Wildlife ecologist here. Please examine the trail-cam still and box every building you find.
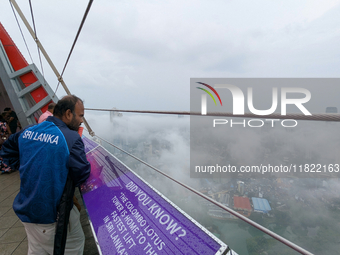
[233,196,252,217]
[237,181,245,195]
[325,107,338,113]
[110,107,123,122]
[251,197,272,213]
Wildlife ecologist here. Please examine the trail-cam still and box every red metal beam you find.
[0,22,50,113]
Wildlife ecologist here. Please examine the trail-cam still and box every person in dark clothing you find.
[0,114,8,138]
[3,107,18,134]
[1,112,11,135]
[0,114,12,174]
[0,95,91,254]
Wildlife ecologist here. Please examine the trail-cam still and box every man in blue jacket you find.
[0,95,91,255]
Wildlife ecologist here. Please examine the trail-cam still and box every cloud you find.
[2,0,340,111]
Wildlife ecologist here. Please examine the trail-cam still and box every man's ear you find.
[65,109,73,121]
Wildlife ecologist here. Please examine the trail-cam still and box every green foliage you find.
[274,210,291,227]
[246,236,268,255]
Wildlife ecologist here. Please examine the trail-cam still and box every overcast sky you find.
[1,0,340,112]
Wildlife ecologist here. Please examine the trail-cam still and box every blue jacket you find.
[0,116,90,224]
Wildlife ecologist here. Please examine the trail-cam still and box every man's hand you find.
[73,196,81,212]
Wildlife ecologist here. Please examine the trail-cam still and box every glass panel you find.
[81,141,226,254]
[84,111,339,254]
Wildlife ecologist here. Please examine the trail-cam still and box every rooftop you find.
[251,197,272,213]
[233,196,252,211]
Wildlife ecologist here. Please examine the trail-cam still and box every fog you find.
[85,111,194,186]
[84,110,340,254]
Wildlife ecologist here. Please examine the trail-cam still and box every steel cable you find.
[9,0,34,63]
[28,0,46,86]
[53,0,94,96]
[85,107,340,122]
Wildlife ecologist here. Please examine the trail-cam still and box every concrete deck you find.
[0,171,99,255]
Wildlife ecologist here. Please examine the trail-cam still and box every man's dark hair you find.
[4,107,11,112]
[53,95,83,118]
[47,102,56,110]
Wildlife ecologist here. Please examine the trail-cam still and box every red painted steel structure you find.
[0,22,50,113]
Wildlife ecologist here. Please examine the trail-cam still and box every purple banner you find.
[83,137,99,154]
[81,137,228,255]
